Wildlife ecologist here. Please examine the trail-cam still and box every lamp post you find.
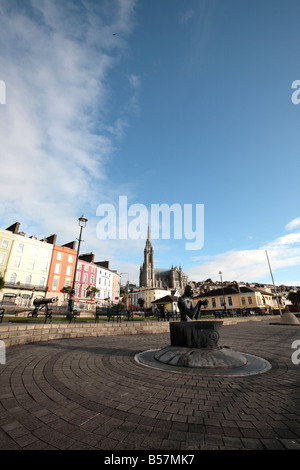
[219,270,227,314]
[67,215,88,317]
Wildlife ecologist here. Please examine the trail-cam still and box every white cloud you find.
[0,0,137,239]
[187,219,300,284]
[286,217,300,231]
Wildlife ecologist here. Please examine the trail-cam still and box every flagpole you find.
[265,250,282,316]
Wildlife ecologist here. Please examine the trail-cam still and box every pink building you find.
[75,253,97,305]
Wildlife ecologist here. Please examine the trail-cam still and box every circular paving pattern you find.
[1,322,300,450]
[135,349,272,376]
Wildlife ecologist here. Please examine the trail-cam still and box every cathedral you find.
[139,227,188,289]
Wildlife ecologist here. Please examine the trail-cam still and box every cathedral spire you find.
[147,224,150,241]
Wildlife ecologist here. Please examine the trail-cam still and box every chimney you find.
[6,222,20,234]
[62,241,77,250]
[79,252,95,263]
[95,261,110,269]
[42,234,57,245]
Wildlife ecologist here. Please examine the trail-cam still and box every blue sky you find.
[0,0,300,286]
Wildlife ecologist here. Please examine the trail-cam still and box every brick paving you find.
[1,320,300,450]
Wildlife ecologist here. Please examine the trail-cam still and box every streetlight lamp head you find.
[78,215,88,227]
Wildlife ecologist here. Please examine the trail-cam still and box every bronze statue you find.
[178,285,208,321]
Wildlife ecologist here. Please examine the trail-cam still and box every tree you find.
[88,286,100,300]
[287,290,300,309]
[60,286,72,301]
[138,298,145,309]
[0,275,4,291]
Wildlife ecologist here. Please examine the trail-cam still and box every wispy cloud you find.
[0,0,137,241]
[286,217,300,231]
[180,8,194,24]
[187,218,300,285]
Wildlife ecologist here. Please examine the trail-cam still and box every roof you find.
[194,286,275,298]
[151,295,178,304]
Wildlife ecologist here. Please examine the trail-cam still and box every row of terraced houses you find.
[0,223,120,308]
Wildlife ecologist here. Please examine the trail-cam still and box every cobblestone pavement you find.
[1,321,300,451]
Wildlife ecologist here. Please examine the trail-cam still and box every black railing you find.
[4,282,47,292]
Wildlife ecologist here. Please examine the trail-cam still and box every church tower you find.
[139,226,155,287]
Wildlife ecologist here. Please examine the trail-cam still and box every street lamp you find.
[67,215,88,318]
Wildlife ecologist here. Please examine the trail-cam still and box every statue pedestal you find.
[154,321,247,369]
[170,321,222,349]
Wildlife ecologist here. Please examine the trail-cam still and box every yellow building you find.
[129,287,171,310]
[1,224,55,306]
[0,227,16,278]
[193,285,280,315]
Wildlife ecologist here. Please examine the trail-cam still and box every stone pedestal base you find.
[280,312,299,325]
[154,345,247,369]
[155,321,247,369]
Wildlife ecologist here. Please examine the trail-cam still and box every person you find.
[178,285,208,321]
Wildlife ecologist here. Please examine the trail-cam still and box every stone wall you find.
[0,316,279,348]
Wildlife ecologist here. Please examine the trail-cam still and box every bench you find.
[116,309,133,322]
[95,307,116,322]
[95,307,134,322]
[27,304,54,323]
[166,310,179,321]
[66,309,79,323]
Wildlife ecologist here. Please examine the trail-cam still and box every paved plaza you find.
[1,320,300,451]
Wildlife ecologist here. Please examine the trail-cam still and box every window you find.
[14,256,21,267]
[9,272,17,284]
[39,277,45,288]
[52,278,59,290]
[31,246,38,255]
[42,261,48,272]
[54,263,61,274]
[28,258,35,270]
[57,252,63,261]
[66,265,72,276]
[219,296,225,307]
[241,297,246,306]
[1,239,9,249]
[76,272,81,281]
[17,243,24,252]
[212,298,216,308]
[248,296,253,305]
[68,255,73,263]
[65,278,71,287]
[0,252,6,265]
[25,275,32,287]
[83,273,88,282]
[43,250,50,258]
[91,275,95,283]
[228,296,233,306]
